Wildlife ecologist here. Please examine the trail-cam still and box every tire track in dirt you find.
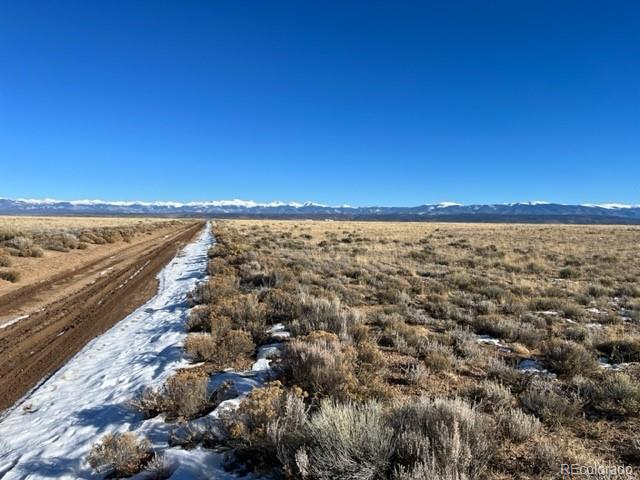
[0,221,204,410]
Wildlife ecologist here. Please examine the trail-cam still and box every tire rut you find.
[0,221,204,411]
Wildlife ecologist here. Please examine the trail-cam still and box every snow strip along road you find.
[0,223,214,479]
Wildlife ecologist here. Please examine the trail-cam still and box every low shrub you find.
[596,338,640,363]
[541,339,597,377]
[184,329,254,369]
[262,288,301,323]
[281,331,356,400]
[588,372,640,416]
[498,407,541,442]
[0,270,21,283]
[520,378,581,425]
[389,397,495,480]
[468,380,513,412]
[0,255,11,267]
[229,294,268,344]
[300,399,393,480]
[423,349,455,373]
[402,363,427,385]
[473,315,518,341]
[132,372,210,419]
[185,305,210,332]
[87,432,152,477]
[289,295,360,340]
[486,357,521,385]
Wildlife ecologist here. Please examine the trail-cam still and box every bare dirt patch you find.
[0,221,204,410]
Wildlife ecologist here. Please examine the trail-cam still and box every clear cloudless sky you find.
[1,1,639,206]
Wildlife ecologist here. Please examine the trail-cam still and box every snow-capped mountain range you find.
[1,198,639,223]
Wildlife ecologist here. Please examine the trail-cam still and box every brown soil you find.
[0,221,204,410]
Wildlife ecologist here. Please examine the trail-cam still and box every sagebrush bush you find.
[531,438,561,474]
[185,305,210,332]
[541,339,597,376]
[282,331,356,399]
[184,329,254,369]
[132,372,210,419]
[402,362,427,385]
[520,378,581,425]
[473,315,518,341]
[498,407,541,442]
[389,397,495,480]
[262,288,301,323]
[43,232,79,252]
[596,338,640,363]
[220,382,309,474]
[588,372,640,416]
[163,371,210,418]
[87,432,152,477]
[289,295,361,340]
[0,255,11,267]
[229,294,268,343]
[485,357,521,385]
[423,349,456,373]
[184,333,218,362]
[468,380,513,412]
[452,327,482,359]
[300,399,394,480]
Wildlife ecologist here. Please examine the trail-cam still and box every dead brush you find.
[184,329,254,369]
[87,432,153,477]
[281,331,357,400]
[131,371,210,420]
[289,295,361,340]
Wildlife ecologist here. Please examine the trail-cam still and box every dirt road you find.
[0,221,204,410]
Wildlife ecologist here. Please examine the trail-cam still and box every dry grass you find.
[184,219,640,478]
[0,215,187,283]
[87,432,152,477]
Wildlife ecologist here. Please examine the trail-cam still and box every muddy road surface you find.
[0,221,205,410]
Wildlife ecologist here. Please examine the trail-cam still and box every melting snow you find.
[475,334,511,352]
[0,315,29,330]
[0,224,221,479]
[267,323,290,339]
[517,358,555,378]
[598,357,632,371]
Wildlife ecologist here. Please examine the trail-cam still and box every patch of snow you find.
[0,223,215,479]
[267,323,290,339]
[517,358,555,378]
[586,322,604,330]
[475,334,511,352]
[581,203,640,209]
[435,202,463,208]
[598,357,637,371]
[0,314,29,330]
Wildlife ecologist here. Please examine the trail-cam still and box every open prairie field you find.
[165,219,639,479]
[0,215,203,409]
[3,219,639,479]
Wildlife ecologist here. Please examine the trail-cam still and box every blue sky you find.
[1,1,638,206]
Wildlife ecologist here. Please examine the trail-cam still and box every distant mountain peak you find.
[1,197,639,223]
